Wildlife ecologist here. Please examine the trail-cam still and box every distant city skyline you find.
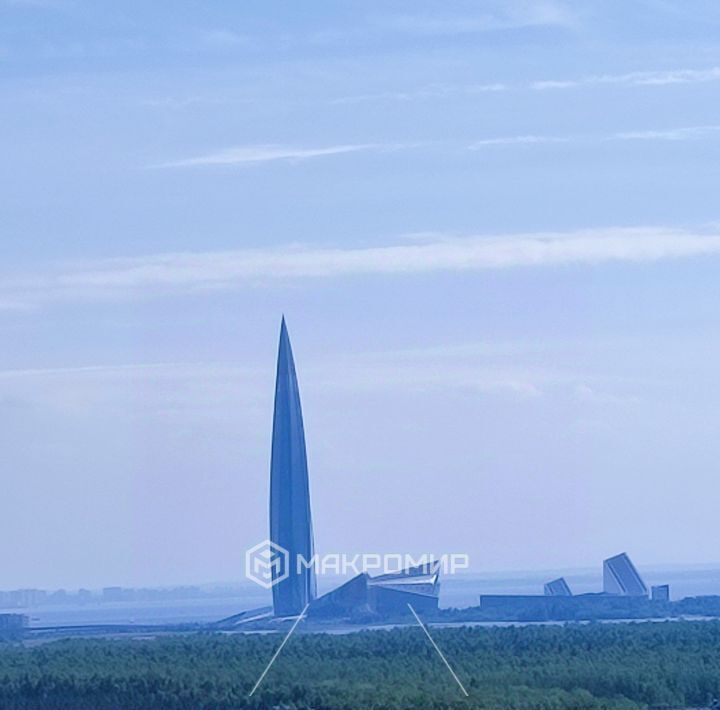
[2,0,720,588]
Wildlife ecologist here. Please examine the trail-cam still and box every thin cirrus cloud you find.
[531,66,720,90]
[0,348,599,405]
[3,227,720,309]
[152,125,719,173]
[469,135,573,148]
[377,2,576,35]
[329,83,508,105]
[614,125,720,141]
[331,66,720,104]
[152,143,387,168]
[468,125,720,148]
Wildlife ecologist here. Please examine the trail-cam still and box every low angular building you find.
[308,574,374,618]
[309,561,441,619]
[544,577,572,596]
[603,552,648,597]
[369,561,441,615]
[651,584,670,602]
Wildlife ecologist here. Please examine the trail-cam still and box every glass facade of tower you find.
[603,552,648,597]
[269,318,317,616]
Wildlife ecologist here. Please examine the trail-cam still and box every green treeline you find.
[2,620,720,709]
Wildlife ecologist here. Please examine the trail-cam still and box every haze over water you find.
[4,564,719,628]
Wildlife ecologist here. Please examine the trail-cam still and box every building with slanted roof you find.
[544,577,572,596]
[309,561,441,618]
[603,552,648,597]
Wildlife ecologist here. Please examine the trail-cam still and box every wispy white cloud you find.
[331,66,720,105]
[0,362,239,380]
[573,384,639,406]
[614,125,720,141]
[468,125,720,148]
[0,361,266,418]
[1,0,68,7]
[0,344,631,406]
[378,2,575,35]
[3,227,720,309]
[198,29,250,49]
[532,66,720,90]
[140,95,254,110]
[153,124,720,173]
[0,357,542,403]
[330,83,508,105]
[469,134,572,148]
[153,143,385,168]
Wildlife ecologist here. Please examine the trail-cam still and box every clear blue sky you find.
[2,0,720,589]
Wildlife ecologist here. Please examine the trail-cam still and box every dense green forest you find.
[2,621,720,709]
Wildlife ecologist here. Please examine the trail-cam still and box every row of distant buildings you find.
[478,552,670,619]
[0,585,229,609]
[248,322,679,623]
[544,552,669,601]
[0,588,92,608]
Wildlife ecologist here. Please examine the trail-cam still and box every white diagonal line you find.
[407,603,469,697]
[248,604,309,697]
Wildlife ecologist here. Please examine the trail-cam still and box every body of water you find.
[5,565,720,628]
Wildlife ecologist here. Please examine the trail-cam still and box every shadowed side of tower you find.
[269,318,317,616]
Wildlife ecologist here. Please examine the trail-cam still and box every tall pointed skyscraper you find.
[269,318,317,616]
